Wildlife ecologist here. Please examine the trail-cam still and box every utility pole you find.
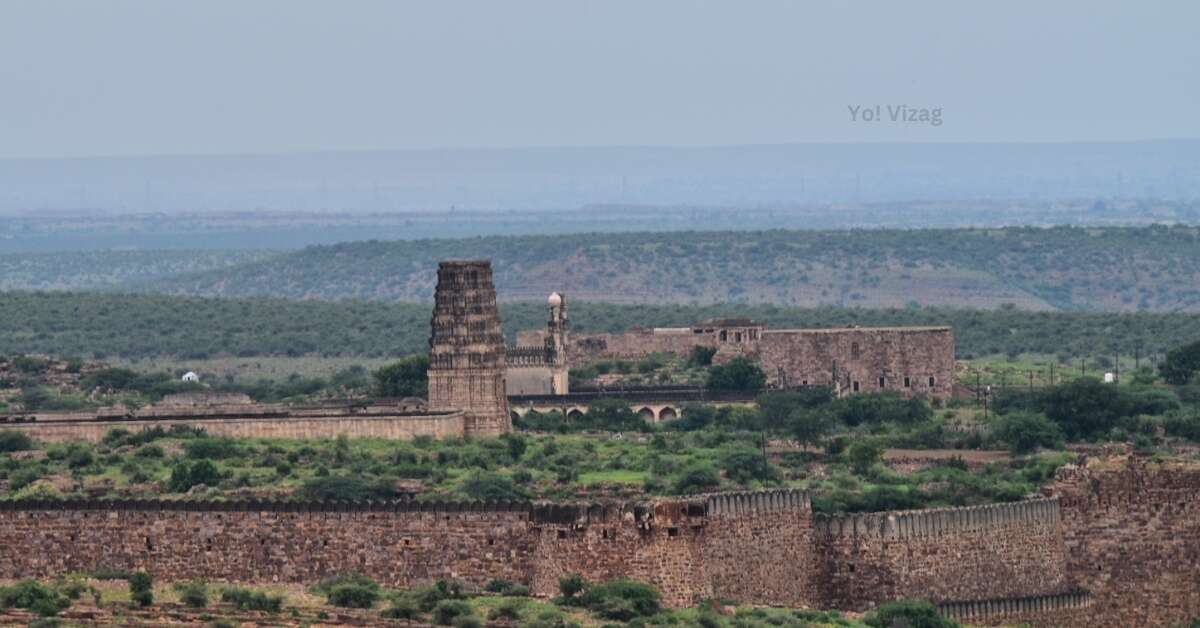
[1115,351,1120,384]
[1081,358,1086,378]
[1028,370,1034,392]
[1050,362,1055,386]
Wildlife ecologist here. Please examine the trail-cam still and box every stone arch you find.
[566,408,585,420]
[637,407,655,421]
[658,406,678,422]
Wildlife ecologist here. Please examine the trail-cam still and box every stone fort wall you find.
[0,412,466,444]
[0,462,1196,625]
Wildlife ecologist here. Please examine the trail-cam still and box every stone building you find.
[521,307,956,398]
[426,261,512,436]
[506,292,570,396]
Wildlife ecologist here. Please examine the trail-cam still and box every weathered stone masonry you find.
[0,462,1197,626]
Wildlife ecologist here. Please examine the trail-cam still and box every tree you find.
[688,346,717,367]
[1161,340,1200,385]
[372,355,430,398]
[757,388,834,428]
[788,407,835,450]
[705,357,766,391]
[1040,378,1128,439]
[846,439,885,475]
[992,411,1063,454]
[128,572,154,608]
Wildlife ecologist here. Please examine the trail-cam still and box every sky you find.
[1,0,1198,159]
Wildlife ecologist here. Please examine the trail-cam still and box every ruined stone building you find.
[427,260,511,437]
[517,299,956,398]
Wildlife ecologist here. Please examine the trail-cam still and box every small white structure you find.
[181,371,200,383]
[1103,372,1116,384]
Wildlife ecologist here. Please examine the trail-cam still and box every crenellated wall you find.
[0,462,1198,626]
[814,498,1071,610]
[1050,460,1200,627]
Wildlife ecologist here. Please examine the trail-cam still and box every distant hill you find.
[142,226,1200,312]
[2,291,1199,361]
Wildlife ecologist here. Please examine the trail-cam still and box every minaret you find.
[546,292,569,395]
[427,261,511,437]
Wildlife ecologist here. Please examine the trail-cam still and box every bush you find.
[220,587,284,613]
[0,430,34,453]
[488,598,526,621]
[705,357,766,391]
[328,583,379,608]
[0,580,70,617]
[688,346,717,367]
[992,411,1064,454]
[672,461,721,494]
[382,596,421,621]
[183,438,242,460]
[128,572,153,608]
[1163,411,1200,441]
[557,573,586,603]
[846,439,885,475]
[1161,340,1200,385]
[577,580,661,621]
[459,470,529,500]
[298,475,396,501]
[432,599,473,625]
[373,355,430,398]
[173,579,208,608]
[866,599,958,628]
[168,459,222,493]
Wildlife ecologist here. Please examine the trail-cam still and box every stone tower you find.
[546,292,569,395]
[427,261,511,437]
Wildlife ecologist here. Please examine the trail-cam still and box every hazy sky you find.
[2,0,1198,159]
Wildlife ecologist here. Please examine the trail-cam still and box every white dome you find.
[548,292,563,306]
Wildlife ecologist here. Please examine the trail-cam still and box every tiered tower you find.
[546,292,569,395]
[427,261,511,437]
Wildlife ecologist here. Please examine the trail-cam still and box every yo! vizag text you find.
[847,104,943,126]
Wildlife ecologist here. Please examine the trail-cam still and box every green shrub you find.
[992,411,1064,454]
[866,599,958,628]
[173,579,208,608]
[183,438,242,459]
[523,608,581,628]
[577,579,661,621]
[672,462,721,494]
[219,586,284,613]
[488,598,526,621]
[298,475,396,501]
[705,357,766,391]
[846,439,885,475]
[432,599,473,625]
[459,470,529,501]
[382,596,421,621]
[558,573,586,603]
[0,430,34,453]
[0,580,70,617]
[128,572,153,608]
[328,583,379,608]
[168,459,222,493]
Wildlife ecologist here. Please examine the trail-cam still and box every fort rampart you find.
[0,461,1196,626]
[0,411,466,444]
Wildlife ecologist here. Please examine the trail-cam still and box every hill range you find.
[135,226,1200,312]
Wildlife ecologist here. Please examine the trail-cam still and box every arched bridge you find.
[507,387,758,423]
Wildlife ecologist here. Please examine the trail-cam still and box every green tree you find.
[372,355,430,398]
[1161,340,1200,385]
[1040,378,1128,439]
[788,407,835,449]
[705,357,766,391]
[846,439,885,475]
[992,412,1063,454]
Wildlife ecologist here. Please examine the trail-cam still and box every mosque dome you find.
[548,292,563,307]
